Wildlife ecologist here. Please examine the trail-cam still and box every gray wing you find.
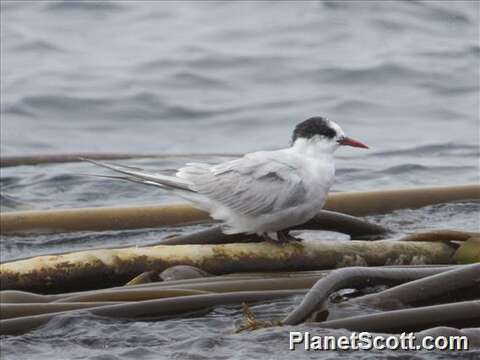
[177,155,307,216]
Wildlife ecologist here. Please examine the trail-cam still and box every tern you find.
[85,117,368,242]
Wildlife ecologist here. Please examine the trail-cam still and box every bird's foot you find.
[261,231,302,245]
[277,230,302,244]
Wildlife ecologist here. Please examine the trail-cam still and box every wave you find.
[0,194,33,211]
[45,0,125,12]
[12,40,66,54]
[5,93,234,121]
[377,163,475,175]
[313,62,428,85]
[371,143,479,157]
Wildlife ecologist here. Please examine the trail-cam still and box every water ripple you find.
[45,1,125,12]
[371,143,479,157]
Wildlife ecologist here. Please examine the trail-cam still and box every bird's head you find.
[291,117,368,154]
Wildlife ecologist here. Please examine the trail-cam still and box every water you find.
[1,1,479,359]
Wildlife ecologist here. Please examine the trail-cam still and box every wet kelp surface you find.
[2,198,478,358]
[1,168,479,360]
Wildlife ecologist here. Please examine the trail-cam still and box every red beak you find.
[338,137,369,149]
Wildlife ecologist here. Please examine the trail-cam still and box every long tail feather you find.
[79,172,175,190]
[80,158,195,192]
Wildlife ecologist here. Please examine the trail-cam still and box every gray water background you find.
[1,1,479,359]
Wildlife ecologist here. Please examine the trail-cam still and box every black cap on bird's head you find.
[292,116,368,150]
[292,117,336,142]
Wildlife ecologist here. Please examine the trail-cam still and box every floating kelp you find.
[0,240,455,293]
[398,230,479,243]
[1,184,478,233]
[1,266,477,337]
[55,288,213,303]
[1,183,478,341]
[54,277,320,303]
[0,290,53,303]
[1,271,327,304]
[324,184,479,216]
[453,237,480,264]
[282,266,458,325]
[1,211,387,265]
[0,203,207,234]
[0,290,305,335]
[158,211,388,245]
[125,270,160,285]
[159,265,211,281]
[315,300,480,332]
[235,265,478,334]
[348,263,480,309]
[0,301,124,320]
[126,264,211,285]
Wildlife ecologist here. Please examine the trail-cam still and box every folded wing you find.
[177,155,307,217]
[83,155,307,218]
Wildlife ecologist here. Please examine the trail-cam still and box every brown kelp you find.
[2,184,478,233]
[315,301,480,332]
[1,183,478,339]
[453,237,480,264]
[0,240,455,293]
[282,266,459,325]
[348,263,480,309]
[0,290,305,335]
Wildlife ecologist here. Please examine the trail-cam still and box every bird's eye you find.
[336,136,345,144]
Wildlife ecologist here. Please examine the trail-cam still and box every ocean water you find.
[1,1,479,359]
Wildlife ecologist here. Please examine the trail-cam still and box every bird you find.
[84,117,368,243]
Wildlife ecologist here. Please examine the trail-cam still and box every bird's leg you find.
[261,232,278,243]
[277,230,302,243]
